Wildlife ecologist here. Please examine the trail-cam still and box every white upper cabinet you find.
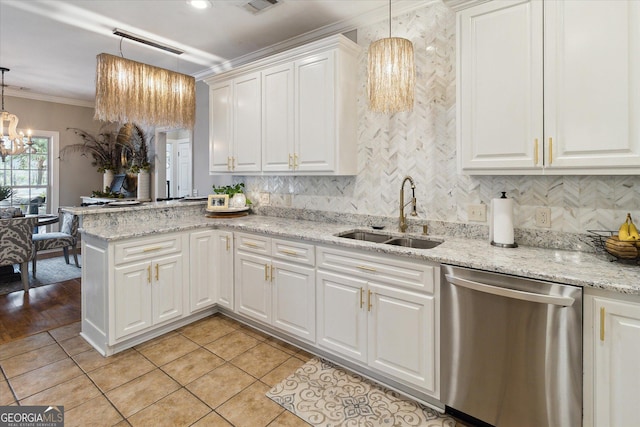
[209,73,262,173]
[458,0,640,175]
[206,34,360,175]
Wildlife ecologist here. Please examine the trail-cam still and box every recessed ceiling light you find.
[187,0,212,9]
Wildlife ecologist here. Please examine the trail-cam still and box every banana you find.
[618,213,639,241]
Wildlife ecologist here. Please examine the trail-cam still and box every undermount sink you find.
[384,237,442,249]
[336,230,392,243]
[336,229,443,249]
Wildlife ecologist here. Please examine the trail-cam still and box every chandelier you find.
[94,53,196,129]
[1,67,34,162]
[367,0,415,113]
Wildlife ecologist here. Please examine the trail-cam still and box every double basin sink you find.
[336,229,443,249]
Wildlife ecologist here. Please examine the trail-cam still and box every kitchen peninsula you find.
[65,201,640,420]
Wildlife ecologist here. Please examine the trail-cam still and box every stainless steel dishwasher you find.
[441,265,582,427]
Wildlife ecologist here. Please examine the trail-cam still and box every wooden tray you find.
[206,211,249,219]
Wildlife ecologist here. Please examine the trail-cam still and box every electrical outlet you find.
[535,207,551,228]
[259,192,270,205]
[468,204,487,222]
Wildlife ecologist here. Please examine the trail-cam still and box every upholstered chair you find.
[0,216,37,292]
[32,211,80,277]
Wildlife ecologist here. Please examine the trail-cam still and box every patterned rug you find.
[0,255,82,295]
[267,357,460,427]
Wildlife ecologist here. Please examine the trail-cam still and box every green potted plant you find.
[212,183,252,207]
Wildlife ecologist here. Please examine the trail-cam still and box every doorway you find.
[154,128,193,199]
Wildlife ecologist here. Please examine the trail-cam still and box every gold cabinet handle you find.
[367,290,373,312]
[264,264,269,281]
[293,153,299,169]
[288,154,293,169]
[155,263,159,281]
[357,265,377,272]
[227,156,232,171]
[232,157,236,170]
[143,246,163,253]
[360,287,364,309]
[225,236,230,251]
[280,249,298,256]
[600,306,605,341]
[147,265,151,284]
[534,138,539,166]
[548,137,553,165]
[244,242,259,248]
[270,265,275,282]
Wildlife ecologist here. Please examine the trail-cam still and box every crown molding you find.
[5,87,94,108]
[441,0,490,12]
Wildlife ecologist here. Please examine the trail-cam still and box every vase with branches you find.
[63,125,124,173]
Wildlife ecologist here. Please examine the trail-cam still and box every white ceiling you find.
[0,0,428,107]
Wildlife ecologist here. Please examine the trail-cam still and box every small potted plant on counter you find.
[212,183,252,208]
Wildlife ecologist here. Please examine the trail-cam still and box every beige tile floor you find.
[0,313,314,426]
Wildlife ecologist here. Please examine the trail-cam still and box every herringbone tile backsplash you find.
[236,2,640,236]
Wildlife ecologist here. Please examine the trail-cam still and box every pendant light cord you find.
[388,0,392,38]
[1,68,5,111]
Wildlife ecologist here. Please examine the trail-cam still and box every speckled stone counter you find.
[64,203,640,295]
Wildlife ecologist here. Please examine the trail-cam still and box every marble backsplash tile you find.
[227,1,639,250]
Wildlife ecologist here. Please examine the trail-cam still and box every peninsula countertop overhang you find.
[64,203,640,295]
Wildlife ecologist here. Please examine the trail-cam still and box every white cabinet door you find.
[216,230,234,310]
[588,296,640,427]
[233,72,262,172]
[235,250,271,324]
[272,259,315,343]
[209,81,233,172]
[114,261,153,339]
[262,63,294,172]
[189,230,217,313]
[152,253,184,325]
[316,270,368,363]
[458,0,543,173]
[544,0,640,172]
[295,51,336,172]
[367,282,436,394]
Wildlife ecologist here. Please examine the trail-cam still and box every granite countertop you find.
[72,208,640,296]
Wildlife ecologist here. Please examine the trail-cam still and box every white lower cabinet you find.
[189,229,217,313]
[584,291,640,427]
[234,232,316,343]
[316,246,439,397]
[216,230,234,310]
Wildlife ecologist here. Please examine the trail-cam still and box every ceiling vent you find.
[241,0,280,14]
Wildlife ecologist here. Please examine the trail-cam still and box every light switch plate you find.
[259,192,270,205]
[468,204,487,222]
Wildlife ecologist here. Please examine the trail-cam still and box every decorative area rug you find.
[0,255,82,295]
[267,357,460,426]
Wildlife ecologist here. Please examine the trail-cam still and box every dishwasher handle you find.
[445,274,575,307]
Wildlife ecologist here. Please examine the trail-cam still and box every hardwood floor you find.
[0,250,81,344]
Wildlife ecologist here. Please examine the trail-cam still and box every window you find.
[0,130,59,216]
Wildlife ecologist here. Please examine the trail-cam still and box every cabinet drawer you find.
[114,234,182,265]
[236,232,271,255]
[272,238,315,266]
[317,246,436,293]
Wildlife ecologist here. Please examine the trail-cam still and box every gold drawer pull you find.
[147,265,151,283]
[270,265,275,282]
[280,249,298,256]
[360,287,364,309]
[548,137,553,165]
[143,246,164,253]
[244,242,259,248]
[534,138,539,166]
[293,153,299,169]
[155,264,159,281]
[368,290,373,312]
[264,264,269,281]
[225,236,230,251]
[357,265,377,272]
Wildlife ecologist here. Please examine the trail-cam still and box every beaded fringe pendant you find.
[94,53,196,129]
[367,37,415,113]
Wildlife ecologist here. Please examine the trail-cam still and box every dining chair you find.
[0,216,37,292]
[32,211,80,277]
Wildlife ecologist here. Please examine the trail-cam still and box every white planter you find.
[103,170,115,190]
[137,171,150,201]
